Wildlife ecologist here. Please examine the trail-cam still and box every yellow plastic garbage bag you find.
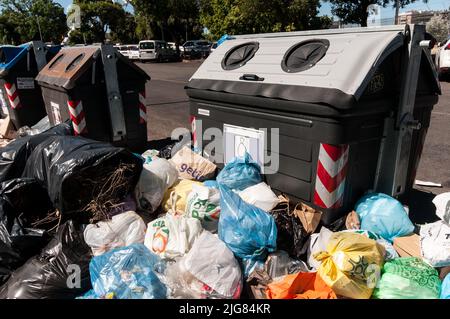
[162,179,203,213]
[314,232,385,299]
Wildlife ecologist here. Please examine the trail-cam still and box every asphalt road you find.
[138,60,450,205]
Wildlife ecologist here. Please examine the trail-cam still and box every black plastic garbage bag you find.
[0,123,72,183]
[22,135,143,222]
[0,220,92,299]
[0,178,54,285]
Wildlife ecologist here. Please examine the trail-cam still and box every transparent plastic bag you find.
[165,231,242,299]
[354,193,415,243]
[218,185,277,261]
[85,243,167,299]
[216,152,262,191]
[84,211,146,256]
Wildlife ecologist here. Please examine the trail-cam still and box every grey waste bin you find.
[36,44,150,152]
[0,41,60,129]
[185,24,440,225]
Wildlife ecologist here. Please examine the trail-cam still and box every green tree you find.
[0,0,67,44]
[327,0,426,27]
[69,0,132,44]
[199,0,331,40]
[131,0,202,43]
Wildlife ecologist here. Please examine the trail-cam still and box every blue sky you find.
[56,0,449,19]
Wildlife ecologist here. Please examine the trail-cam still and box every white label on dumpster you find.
[224,124,265,173]
[198,108,210,116]
[16,77,35,90]
[51,102,62,124]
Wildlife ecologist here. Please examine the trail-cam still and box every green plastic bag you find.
[373,257,441,299]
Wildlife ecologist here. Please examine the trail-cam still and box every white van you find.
[139,40,181,62]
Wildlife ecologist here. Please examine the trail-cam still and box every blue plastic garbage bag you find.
[217,34,234,46]
[204,180,219,188]
[218,184,277,262]
[441,274,450,299]
[354,193,415,243]
[84,243,166,299]
[216,153,262,191]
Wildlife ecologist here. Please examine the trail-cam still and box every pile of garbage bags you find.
[0,129,449,300]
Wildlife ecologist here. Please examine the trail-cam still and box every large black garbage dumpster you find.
[0,41,60,128]
[36,44,150,152]
[185,24,440,225]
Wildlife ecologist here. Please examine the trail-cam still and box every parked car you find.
[181,40,211,59]
[139,40,181,62]
[116,45,130,58]
[128,45,140,60]
[436,38,450,80]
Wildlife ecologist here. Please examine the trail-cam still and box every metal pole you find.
[36,16,43,42]
[394,0,400,25]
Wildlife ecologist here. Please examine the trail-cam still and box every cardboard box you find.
[393,234,421,258]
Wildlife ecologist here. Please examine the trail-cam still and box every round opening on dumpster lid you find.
[48,54,65,69]
[221,42,259,70]
[281,39,329,73]
[65,53,85,72]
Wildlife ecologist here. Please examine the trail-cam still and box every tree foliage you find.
[199,0,331,40]
[426,14,449,44]
[131,0,202,43]
[69,0,132,44]
[0,0,67,44]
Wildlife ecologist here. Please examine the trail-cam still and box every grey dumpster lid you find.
[36,45,150,90]
[187,25,440,109]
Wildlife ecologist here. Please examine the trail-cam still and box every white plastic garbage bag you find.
[237,182,280,212]
[165,231,242,299]
[186,184,220,232]
[144,213,203,259]
[135,157,179,212]
[307,227,333,270]
[83,211,147,256]
[420,220,450,267]
[433,192,450,224]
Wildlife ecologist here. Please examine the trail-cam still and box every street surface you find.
[139,60,450,208]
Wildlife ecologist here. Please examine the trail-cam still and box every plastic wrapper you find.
[16,116,51,137]
[0,220,92,299]
[135,157,179,212]
[354,193,415,243]
[106,195,136,217]
[165,231,242,299]
[342,229,399,261]
[186,184,220,232]
[314,232,385,299]
[266,272,337,299]
[218,185,277,262]
[420,220,450,267]
[237,182,280,212]
[0,123,72,183]
[216,152,262,191]
[84,211,146,256]
[307,227,333,271]
[144,212,203,259]
[82,243,166,299]
[373,257,441,299]
[433,192,450,224]
[0,178,54,284]
[22,135,143,221]
[441,274,450,299]
[162,179,203,213]
[169,146,217,181]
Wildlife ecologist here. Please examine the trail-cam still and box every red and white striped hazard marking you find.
[139,91,147,124]
[67,100,87,135]
[4,83,21,109]
[313,143,349,209]
[190,115,198,150]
